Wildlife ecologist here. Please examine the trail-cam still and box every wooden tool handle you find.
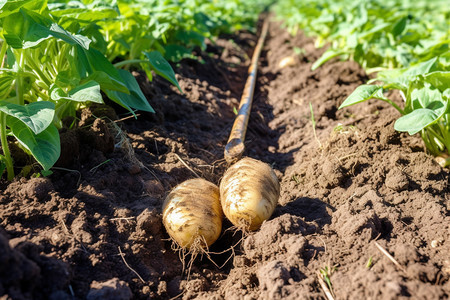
[224,20,269,164]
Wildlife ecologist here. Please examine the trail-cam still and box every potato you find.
[162,178,223,249]
[220,157,280,231]
[278,56,296,68]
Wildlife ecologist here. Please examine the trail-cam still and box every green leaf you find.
[144,51,182,92]
[83,71,128,94]
[105,69,155,114]
[339,85,386,109]
[394,106,446,135]
[55,70,81,89]
[7,117,60,171]
[424,71,450,93]
[0,0,34,18]
[402,58,438,78]
[69,81,103,103]
[50,81,103,103]
[81,47,128,93]
[2,9,53,48]
[0,101,54,135]
[2,8,91,49]
[409,83,444,111]
[375,58,439,90]
[48,23,91,50]
[50,7,119,22]
[392,16,408,37]
[312,49,347,71]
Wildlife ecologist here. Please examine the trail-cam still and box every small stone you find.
[278,56,296,68]
[431,240,439,248]
[268,146,276,153]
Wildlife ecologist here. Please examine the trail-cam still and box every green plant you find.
[340,57,450,158]
[0,1,176,179]
[274,0,450,160]
[275,0,450,72]
[318,264,337,295]
[1,0,271,179]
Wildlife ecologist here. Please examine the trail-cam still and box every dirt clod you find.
[87,278,132,300]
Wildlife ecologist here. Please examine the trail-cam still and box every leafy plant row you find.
[274,0,450,164]
[0,0,271,180]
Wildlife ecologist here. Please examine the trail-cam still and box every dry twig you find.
[374,241,406,273]
[317,272,335,300]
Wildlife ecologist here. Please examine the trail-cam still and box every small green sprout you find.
[366,256,374,269]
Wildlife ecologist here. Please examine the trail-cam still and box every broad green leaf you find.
[50,81,103,103]
[50,7,119,22]
[402,58,438,78]
[424,71,450,93]
[82,47,128,93]
[2,9,53,48]
[2,8,91,49]
[144,51,182,92]
[375,68,409,90]
[339,85,386,109]
[68,81,103,103]
[78,23,108,54]
[0,0,34,18]
[410,83,444,111]
[312,49,347,71]
[394,106,446,135]
[48,24,91,50]
[83,71,128,94]
[7,117,60,171]
[106,69,155,114]
[375,58,439,90]
[0,101,54,135]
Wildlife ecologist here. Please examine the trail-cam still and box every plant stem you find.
[422,129,442,156]
[15,51,25,105]
[438,120,450,155]
[384,98,404,115]
[26,53,52,89]
[113,59,149,68]
[0,41,7,68]
[0,112,14,180]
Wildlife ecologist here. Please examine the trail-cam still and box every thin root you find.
[174,153,201,178]
[118,246,146,283]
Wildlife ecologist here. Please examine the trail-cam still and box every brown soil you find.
[1,19,449,300]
